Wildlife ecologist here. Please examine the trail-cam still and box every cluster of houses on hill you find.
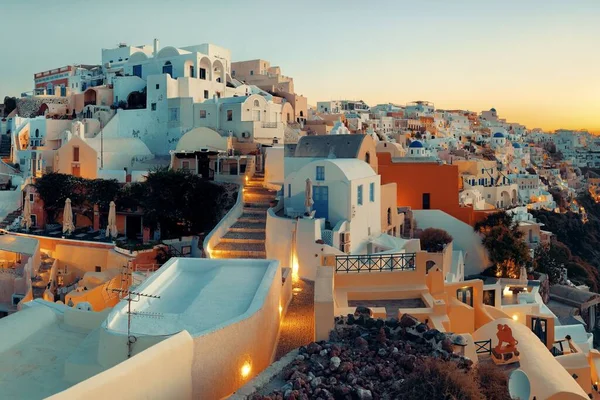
[1,39,600,399]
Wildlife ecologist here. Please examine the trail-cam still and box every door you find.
[422,193,431,209]
[72,165,81,177]
[313,186,329,220]
[133,65,142,78]
[531,317,548,346]
[126,215,142,240]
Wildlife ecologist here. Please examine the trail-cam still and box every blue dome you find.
[490,108,496,112]
[409,141,424,148]
[493,132,505,138]
[512,142,521,148]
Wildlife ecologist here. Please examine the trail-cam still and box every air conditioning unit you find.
[340,231,351,244]
[342,243,351,254]
[241,132,250,138]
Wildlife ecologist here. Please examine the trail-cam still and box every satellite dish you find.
[508,369,531,400]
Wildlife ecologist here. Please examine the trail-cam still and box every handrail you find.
[474,339,492,355]
[335,252,416,273]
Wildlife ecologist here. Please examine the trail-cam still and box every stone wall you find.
[16,97,69,118]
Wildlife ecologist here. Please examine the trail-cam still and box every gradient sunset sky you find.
[1,0,599,132]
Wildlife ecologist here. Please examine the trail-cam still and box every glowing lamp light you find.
[241,361,252,378]
[512,314,518,321]
[279,304,283,316]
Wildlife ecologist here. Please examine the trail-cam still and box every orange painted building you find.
[377,153,492,226]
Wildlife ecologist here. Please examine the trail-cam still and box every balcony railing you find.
[261,122,278,129]
[335,253,416,273]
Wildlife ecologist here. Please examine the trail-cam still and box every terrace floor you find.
[348,298,426,319]
[10,226,120,243]
[274,279,315,360]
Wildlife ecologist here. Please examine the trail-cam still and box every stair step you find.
[221,231,265,243]
[243,207,267,215]
[243,202,270,209]
[211,242,266,258]
[238,214,266,223]
[230,221,266,232]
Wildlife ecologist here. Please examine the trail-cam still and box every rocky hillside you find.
[252,313,510,400]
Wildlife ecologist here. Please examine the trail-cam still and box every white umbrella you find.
[106,201,118,238]
[304,178,314,214]
[519,265,528,283]
[62,198,75,235]
[21,197,32,230]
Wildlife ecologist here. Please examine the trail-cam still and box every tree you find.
[420,228,453,252]
[3,96,16,116]
[34,173,83,223]
[534,242,570,284]
[475,212,531,278]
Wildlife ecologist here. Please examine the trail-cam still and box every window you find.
[227,110,233,121]
[169,108,179,122]
[253,99,260,107]
[162,61,173,77]
[199,110,206,119]
[204,90,209,99]
[189,65,195,78]
[369,182,375,202]
[316,166,325,181]
[232,70,235,76]
[95,266,102,273]
[199,68,207,80]
[250,70,254,75]
[457,287,473,307]
[422,193,430,209]
[357,185,363,205]
[288,184,291,198]
[29,193,34,202]
[182,161,190,170]
[156,84,160,90]
[151,103,156,111]
[387,207,392,225]
[73,146,80,162]
[365,152,370,164]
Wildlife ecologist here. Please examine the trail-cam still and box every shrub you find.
[476,363,511,400]
[420,228,453,252]
[399,358,484,400]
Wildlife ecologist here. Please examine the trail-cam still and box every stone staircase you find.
[0,208,21,230]
[0,134,11,161]
[210,172,276,259]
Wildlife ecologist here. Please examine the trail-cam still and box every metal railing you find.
[335,253,416,273]
[474,339,492,355]
[261,122,278,128]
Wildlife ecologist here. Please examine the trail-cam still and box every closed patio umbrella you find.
[106,201,118,238]
[304,178,314,215]
[62,198,75,235]
[21,197,32,230]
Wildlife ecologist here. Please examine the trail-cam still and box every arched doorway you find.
[162,61,173,77]
[84,89,97,106]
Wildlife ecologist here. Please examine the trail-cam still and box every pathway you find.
[210,172,316,357]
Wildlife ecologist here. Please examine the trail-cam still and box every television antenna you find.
[108,287,161,358]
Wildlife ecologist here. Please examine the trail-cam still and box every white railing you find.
[203,184,244,258]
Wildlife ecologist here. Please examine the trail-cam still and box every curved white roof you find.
[320,159,376,181]
[87,137,152,155]
[176,127,227,152]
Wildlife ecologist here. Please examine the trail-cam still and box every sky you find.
[1,0,599,132]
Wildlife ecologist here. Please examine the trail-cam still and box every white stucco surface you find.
[0,303,93,400]
[106,258,273,336]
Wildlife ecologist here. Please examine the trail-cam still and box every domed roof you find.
[493,132,505,138]
[490,108,496,112]
[409,140,424,148]
[512,142,521,148]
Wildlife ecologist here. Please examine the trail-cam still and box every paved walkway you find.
[275,278,315,360]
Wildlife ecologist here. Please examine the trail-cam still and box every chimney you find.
[153,39,160,57]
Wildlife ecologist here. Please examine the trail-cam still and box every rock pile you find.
[253,313,473,400]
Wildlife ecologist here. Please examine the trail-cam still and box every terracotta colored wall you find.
[377,153,492,226]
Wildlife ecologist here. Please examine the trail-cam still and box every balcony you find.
[335,253,416,273]
[261,122,278,129]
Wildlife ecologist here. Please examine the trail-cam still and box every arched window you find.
[35,129,39,138]
[300,111,304,117]
[365,152,371,164]
[253,99,260,107]
[426,260,437,273]
[162,61,173,77]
